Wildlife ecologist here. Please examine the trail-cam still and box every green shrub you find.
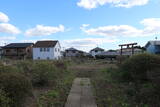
[119,53,160,83]
[118,53,160,106]
[0,72,32,107]
[0,64,20,73]
[16,60,34,73]
[0,89,11,107]
[31,61,57,87]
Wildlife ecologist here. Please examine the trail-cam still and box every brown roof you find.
[33,40,58,47]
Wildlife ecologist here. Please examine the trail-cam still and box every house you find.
[90,47,105,57]
[145,41,160,54]
[65,48,87,57]
[33,40,61,60]
[0,46,3,59]
[117,47,144,56]
[3,43,34,59]
[96,50,119,60]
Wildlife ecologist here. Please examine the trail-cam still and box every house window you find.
[55,48,57,52]
[37,57,40,59]
[44,48,46,52]
[6,49,10,52]
[47,57,50,60]
[47,48,50,52]
[58,48,60,52]
[27,49,30,53]
[40,48,43,52]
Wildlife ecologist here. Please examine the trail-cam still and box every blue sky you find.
[0,0,160,51]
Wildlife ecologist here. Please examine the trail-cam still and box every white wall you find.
[53,42,61,59]
[90,51,103,57]
[33,42,61,60]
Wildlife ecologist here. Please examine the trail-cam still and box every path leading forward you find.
[65,78,97,107]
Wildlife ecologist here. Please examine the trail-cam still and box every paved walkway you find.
[65,78,97,107]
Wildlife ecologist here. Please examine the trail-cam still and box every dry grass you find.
[68,59,117,78]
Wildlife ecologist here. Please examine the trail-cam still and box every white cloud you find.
[0,36,16,46]
[81,18,160,37]
[141,18,160,35]
[77,0,149,9]
[25,25,65,36]
[0,23,21,34]
[82,25,143,37]
[0,12,9,23]
[62,38,118,51]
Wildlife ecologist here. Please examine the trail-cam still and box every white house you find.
[90,47,105,57]
[33,40,61,60]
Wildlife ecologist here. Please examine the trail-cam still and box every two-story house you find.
[90,47,105,57]
[145,41,160,54]
[33,40,61,60]
[3,43,34,59]
[65,48,89,57]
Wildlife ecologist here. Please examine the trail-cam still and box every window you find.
[44,48,46,52]
[40,48,43,52]
[37,57,40,59]
[6,49,10,52]
[27,49,30,53]
[47,48,50,52]
[58,48,60,52]
[55,48,57,52]
[40,48,49,52]
[47,57,50,60]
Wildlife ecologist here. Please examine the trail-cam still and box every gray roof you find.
[145,41,160,48]
[3,43,34,49]
[90,47,105,52]
[33,41,58,47]
[65,48,78,51]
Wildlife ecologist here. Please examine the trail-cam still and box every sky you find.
[0,0,160,52]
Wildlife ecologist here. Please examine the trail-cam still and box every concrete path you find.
[65,78,97,107]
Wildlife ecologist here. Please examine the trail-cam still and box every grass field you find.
[1,54,160,107]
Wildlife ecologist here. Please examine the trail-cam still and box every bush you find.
[0,64,20,73]
[0,72,32,107]
[0,89,11,107]
[31,61,57,87]
[119,53,160,83]
[118,53,160,106]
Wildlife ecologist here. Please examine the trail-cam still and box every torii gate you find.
[119,43,137,56]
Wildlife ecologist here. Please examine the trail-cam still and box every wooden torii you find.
[119,43,137,56]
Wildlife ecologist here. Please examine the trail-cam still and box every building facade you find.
[65,48,88,57]
[2,43,33,59]
[90,47,105,57]
[145,41,160,54]
[33,40,61,60]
